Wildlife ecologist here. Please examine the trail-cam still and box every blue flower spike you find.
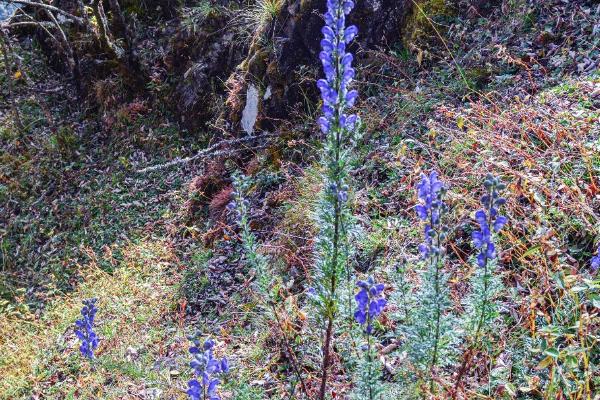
[318,0,359,137]
[591,245,600,273]
[472,174,508,268]
[354,276,387,334]
[186,337,229,400]
[74,298,99,360]
[415,171,449,259]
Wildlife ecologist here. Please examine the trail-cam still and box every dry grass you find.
[360,73,600,396]
[0,239,186,399]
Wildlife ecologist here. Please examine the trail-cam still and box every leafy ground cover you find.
[0,0,599,399]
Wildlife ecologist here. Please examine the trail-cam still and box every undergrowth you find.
[1,1,599,399]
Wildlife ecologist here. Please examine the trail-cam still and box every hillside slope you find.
[0,0,599,399]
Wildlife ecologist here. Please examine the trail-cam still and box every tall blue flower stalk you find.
[416,171,449,368]
[406,171,455,393]
[353,277,386,400]
[470,174,507,339]
[312,0,359,399]
[74,298,99,360]
[454,175,508,396]
[186,338,229,400]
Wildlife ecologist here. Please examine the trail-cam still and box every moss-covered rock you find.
[223,0,416,134]
[402,0,456,46]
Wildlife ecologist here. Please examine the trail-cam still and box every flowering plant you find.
[312,0,360,398]
[74,298,99,360]
[454,175,509,395]
[352,277,386,400]
[404,171,455,393]
[187,338,229,400]
[354,277,386,334]
[466,175,508,339]
[472,174,508,268]
[415,171,448,259]
[317,0,358,139]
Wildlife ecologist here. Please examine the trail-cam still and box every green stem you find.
[318,3,348,398]
[474,184,495,341]
[367,315,373,400]
[429,205,444,392]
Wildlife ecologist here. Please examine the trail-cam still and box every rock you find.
[166,5,248,131]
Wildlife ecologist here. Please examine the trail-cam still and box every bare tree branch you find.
[2,21,55,28]
[90,0,118,58]
[8,9,62,49]
[136,133,277,173]
[44,6,82,92]
[2,0,85,25]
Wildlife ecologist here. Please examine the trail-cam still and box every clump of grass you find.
[245,0,283,31]
[180,0,220,35]
[230,0,284,42]
[272,165,322,280]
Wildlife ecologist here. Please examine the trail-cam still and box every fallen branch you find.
[3,0,85,25]
[2,21,55,28]
[136,132,277,173]
[8,10,63,54]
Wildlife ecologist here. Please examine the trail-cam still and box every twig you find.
[136,133,277,173]
[4,0,85,25]
[7,9,61,48]
[43,6,81,92]
[3,21,54,28]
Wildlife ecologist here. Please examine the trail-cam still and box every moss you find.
[402,0,456,46]
[464,67,493,90]
[245,47,270,78]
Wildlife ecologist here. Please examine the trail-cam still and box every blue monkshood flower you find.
[354,276,386,334]
[226,197,243,223]
[415,171,447,259]
[317,0,359,136]
[472,175,508,268]
[226,200,236,211]
[74,298,99,359]
[328,183,350,203]
[187,338,229,400]
[307,287,317,298]
[591,245,600,273]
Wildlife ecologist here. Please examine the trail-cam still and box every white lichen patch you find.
[241,84,260,135]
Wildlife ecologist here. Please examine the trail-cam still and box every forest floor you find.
[1,1,599,399]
